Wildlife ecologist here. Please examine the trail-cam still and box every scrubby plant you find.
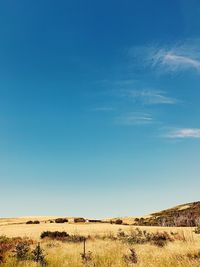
[115,219,123,225]
[109,219,123,224]
[74,218,86,223]
[150,232,172,247]
[67,235,86,243]
[118,228,173,247]
[0,236,33,263]
[88,219,102,223]
[187,251,200,260]
[126,228,150,244]
[40,231,86,243]
[123,248,138,264]
[194,226,200,234]
[26,220,40,224]
[0,237,13,263]
[117,229,126,239]
[14,241,30,260]
[55,218,68,223]
[32,243,47,266]
[26,221,33,224]
[81,251,93,263]
[41,231,69,240]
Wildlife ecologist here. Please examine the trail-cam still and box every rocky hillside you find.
[134,202,200,227]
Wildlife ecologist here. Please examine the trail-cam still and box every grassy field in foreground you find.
[1,219,200,266]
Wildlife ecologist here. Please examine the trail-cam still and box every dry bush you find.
[81,251,93,263]
[194,226,200,234]
[14,241,30,261]
[74,218,86,223]
[41,231,69,240]
[0,237,14,263]
[187,251,200,260]
[67,235,86,243]
[150,232,172,247]
[88,219,102,223]
[0,236,33,264]
[26,220,40,224]
[123,248,138,264]
[32,243,47,266]
[115,219,123,225]
[40,231,86,243]
[55,218,68,223]
[117,228,173,247]
[110,219,123,225]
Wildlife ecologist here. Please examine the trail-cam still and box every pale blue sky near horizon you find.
[1,0,200,218]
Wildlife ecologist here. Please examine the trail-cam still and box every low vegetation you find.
[117,228,174,247]
[40,231,86,243]
[123,248,138,264]
[74,218,86,223]
[194,226,200,234]
[26,220,40,224]
[1,224,200,266]
[55,218,68,223]
[110,219,123,225]
[0,236,33,264]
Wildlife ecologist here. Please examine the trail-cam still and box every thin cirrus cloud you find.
[166,128,200,139]
[115,112,153,125]
[129,40,200,73]
[122,89,177,105]
[151,49,200,72]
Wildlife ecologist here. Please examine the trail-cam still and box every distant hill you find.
[1,201,200,227]
[133,201,200,227]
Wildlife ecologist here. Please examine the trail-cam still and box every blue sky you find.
[1,0,200,218]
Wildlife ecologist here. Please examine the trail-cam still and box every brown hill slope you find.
[133,201,200,227]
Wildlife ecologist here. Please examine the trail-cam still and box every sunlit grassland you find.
[1,219,200,266]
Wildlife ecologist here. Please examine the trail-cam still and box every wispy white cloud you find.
[122,89,176,105]
[115,112,153,125]
[151,50,200,72]
[129,40,200,73]
[166,128,200,138]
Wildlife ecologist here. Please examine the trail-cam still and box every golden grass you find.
[1,219,200,266]
[3,238,200,267]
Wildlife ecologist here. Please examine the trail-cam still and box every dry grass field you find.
[1,217,200,266]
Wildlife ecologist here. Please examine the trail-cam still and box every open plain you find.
[1,217,200,267]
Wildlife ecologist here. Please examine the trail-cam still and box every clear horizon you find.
[1,0,200,218]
